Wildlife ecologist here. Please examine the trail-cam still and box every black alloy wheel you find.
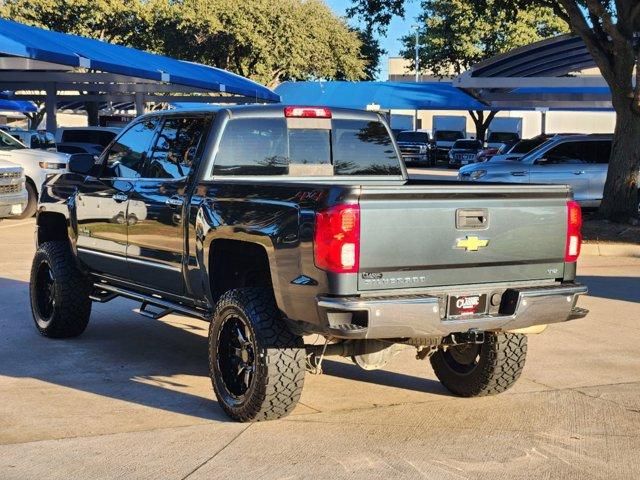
[33,260,56,325]
[216,312,257,399]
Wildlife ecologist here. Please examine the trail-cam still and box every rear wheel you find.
[430,332,527,397]
[29,241,92,338]
[209,288,306,422]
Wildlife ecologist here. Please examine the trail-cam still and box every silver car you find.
[458,134,613,207]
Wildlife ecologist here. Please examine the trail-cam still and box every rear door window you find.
[213,118,288,176]
[146,116,210,179]
[594,140,612,164]
[543,142,587,164]
[213,116,401,176]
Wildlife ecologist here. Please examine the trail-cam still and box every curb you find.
[581,243,640,257]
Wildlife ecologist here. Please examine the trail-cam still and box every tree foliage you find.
[401,0,568,76]
[0,0,370,87]
[349,0,640,221]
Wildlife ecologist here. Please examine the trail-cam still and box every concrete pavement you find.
[0,219,639,479]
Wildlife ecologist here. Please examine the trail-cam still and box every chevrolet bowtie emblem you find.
[456,236,489,251]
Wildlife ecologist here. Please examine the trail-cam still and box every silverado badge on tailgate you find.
[456,235,489,252]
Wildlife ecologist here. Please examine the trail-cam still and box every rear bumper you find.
[317,283,588,339]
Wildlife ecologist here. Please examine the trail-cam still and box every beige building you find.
[387,57,616,138]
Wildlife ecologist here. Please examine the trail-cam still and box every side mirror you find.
[68,153,96,175]
[534,157,548,165]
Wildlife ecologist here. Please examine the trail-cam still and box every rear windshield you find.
[213,117,401,176]
[396,131,430,143]
[487,132,519,143]
[453,140,481,149]
[435,130,464,142]
[509,137,548,154]
[61,129,117,147]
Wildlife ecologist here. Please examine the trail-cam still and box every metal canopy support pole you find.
[535,107,549,135]
[44,83,57,133]
[134,92,146,117]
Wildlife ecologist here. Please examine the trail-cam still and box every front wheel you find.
[209,288,306,422]
[16,182,37,219]
[29,241,92,338]
[430,332,527,397]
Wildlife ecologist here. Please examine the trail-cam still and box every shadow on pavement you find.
[578,275,640,303]
[0,276,229,423]
[321,359,448,396]
[0,276,447,422]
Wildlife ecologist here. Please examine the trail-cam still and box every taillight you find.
[284,106,332,118]
[314,204,360,273]
[565,200,582,262]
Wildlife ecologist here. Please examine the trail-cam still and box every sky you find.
[323,0,422,80]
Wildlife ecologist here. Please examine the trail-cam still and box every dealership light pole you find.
[413,24,420,130]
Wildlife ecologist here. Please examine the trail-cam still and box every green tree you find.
[0,0,150,45]
[0,0,369,87]
[349,0,640,221]
[399,0,567,141]
[402,0,568,77]
[160,0,368,87]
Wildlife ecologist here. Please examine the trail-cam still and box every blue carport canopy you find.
[0,98,36,113]
[0,19,279,102]
[275,81,488,110]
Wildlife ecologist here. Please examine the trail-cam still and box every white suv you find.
[0,129,69,218]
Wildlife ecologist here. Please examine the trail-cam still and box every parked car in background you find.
[485,117,523,150]
[476,145,505,163]
[0,129,69,218]
[395,129,433,167]
[488,134,558,163]
[8,130,57,151]
[0,159,27,219]
[432,116,466,163]
[448,139,483,168]
[458,134,619,207]
[55,142,105,156]
[54,126,120,145]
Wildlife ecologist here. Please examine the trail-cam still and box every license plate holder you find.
[447,294,488,317]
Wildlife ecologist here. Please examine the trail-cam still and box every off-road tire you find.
[29,241,92,338]
[430,332,527,397]
[209,288,306,422]
[16,181,37,219]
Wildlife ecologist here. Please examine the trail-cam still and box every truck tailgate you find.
[357,183,569,291]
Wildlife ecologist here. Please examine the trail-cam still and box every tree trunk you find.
[26,109,46,130]
[468,110,498,142]
[598,101,640,221]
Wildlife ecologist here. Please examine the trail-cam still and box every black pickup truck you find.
[31,105,587,422]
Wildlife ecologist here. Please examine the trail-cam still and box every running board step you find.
[133,301,174,320]
[91,283,211,321]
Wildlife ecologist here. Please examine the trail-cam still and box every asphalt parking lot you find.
[1,217,639,480]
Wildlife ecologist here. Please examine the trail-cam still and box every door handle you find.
[510,171,527,177]
[573,171,586,175]
[112,193,128,203]
[165,196,184,208]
